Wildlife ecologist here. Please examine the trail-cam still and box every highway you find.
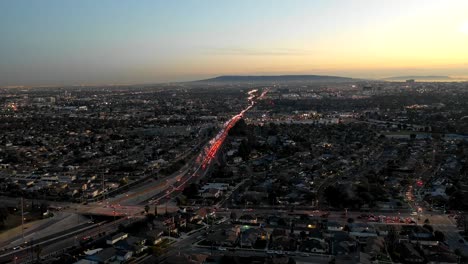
[0,216,143,264]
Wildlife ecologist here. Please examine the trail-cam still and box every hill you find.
[193,75,355,83]
[382,75,452,81]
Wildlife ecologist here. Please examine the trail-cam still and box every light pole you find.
[21,197,25,244]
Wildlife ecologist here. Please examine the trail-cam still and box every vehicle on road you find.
[311,248,326,253]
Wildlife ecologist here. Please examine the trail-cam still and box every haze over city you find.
[1,0,468,86]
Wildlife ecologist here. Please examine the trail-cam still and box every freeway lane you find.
[0,216,143,264]
[143,88,269,207]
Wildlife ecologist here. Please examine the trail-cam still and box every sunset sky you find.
[1,0,468,86]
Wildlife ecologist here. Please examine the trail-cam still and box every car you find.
[12,246,22,251]
[217,247,227,251]
[311,248,326,253]
[299,252,310,257]
[358,214,369,219]
[266,250,275,254]
[321,212,330,218]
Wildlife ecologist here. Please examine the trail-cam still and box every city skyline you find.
[1,0,468,86]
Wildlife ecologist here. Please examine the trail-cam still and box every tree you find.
[40,203,49,215]
[238,139,251,161]
[300,231,307,240]
[230,211,237,220]
[343,225,350,232]
[146,213,155,223]
[434,230,445,241]
[423,224,433,233]
[324,185,343,207]
[182,183,199,199]
[386,226,399,252]
[34,245,42,260]
[0,207,8,227]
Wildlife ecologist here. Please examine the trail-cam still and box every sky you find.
[1,0,468,86]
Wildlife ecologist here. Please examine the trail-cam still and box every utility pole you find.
[21,197,25,244]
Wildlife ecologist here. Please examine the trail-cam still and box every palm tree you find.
[34,245,42,261]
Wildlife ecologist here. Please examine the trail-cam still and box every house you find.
[330,231,357,255]
[238,214,257,224]
[201,188,222,199]
[146,228,165,245]
[205,225,240,247]
[364,237,385,257]
[270,228,288,238]
[154,215,178,233]
[349,223,377,240]
[115,250,132,262]
[375,225,391,236]
[300,238,328,253]
[327,221,344,232]
[294,218,320,229]
[195,207,215,219]
[84,247,117,264]
[423,246,458,264]
[174,215,187,228]
[106,233,128,245]
[399,242,424,263]
[114,236,147,254]
[270,235,297,251]
[240,228,268,248]
[73,260,94,264]
[267,216,289,227]
[165,253,208,264]
[409,226,438,246]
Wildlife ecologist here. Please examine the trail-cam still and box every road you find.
[0,216,143,264]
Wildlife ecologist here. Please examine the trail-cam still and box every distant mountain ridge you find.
[194,75,355,83]
[383,75,452,81]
